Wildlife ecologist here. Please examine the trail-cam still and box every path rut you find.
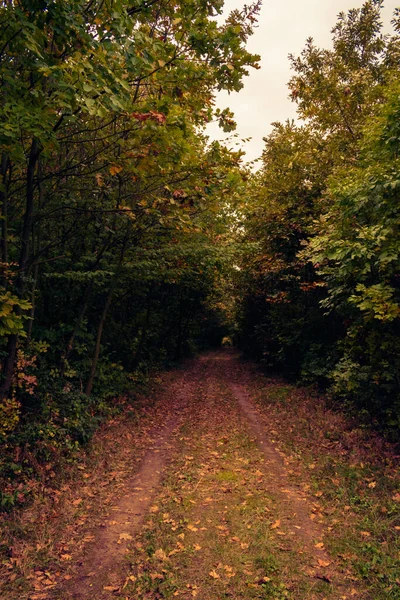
[53,374,198,600]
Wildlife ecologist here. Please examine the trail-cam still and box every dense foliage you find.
[0,0,259,499]
[238,0,400,436]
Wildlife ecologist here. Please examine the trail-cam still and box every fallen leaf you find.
[271,520,281,529]
[118,533,133,543]
[317,559,331,567]
[150,505,159,513]
[315,542,324,549]
[209,570,220,579]
[103,586,119,591]
[154,548,168,561]
[122,575,137,589]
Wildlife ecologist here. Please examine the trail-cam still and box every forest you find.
[2,1,400,599]
[1,0,400,501]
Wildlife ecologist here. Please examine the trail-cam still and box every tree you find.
[0,0,261,401]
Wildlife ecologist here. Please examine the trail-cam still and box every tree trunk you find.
[25,262,39,345]
[0,153,9,272]
[60,235,112,376]
[85,236,127,396]
[131,287,153,369]
[175,292,184,360]
[60,282,92,377]
[0,138,40,400]
[84,286,114,396]
[26,159,43,346]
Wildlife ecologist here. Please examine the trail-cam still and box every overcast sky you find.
[205,0,399,166]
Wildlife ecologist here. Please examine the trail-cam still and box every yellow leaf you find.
[314,542,324,549]
[123,575,137,588]
[317,559,331,567]
[103,586,119,591]
[60,554,72,561]
[193,544,202,551]
[271,520,281,529]
[118,533,133,543]
[187,524,198,532]
[95,173,104,187]
[150,505,159,513]
[360,531,371,537]
[109,165,123,176]
[368,481,376,489]
[154,548,168,561]
[209,570,220,579]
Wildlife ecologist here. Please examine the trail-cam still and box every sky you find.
[205,0,399,166]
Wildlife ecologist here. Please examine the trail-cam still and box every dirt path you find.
[58,415,179,599]
[53,351,360,599]
[230,381,348,588]
[7,350,397,600]
[53,373,201,600]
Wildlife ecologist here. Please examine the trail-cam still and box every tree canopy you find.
[237,0,400,436]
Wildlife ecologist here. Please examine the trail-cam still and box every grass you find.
[250,377,400,600]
